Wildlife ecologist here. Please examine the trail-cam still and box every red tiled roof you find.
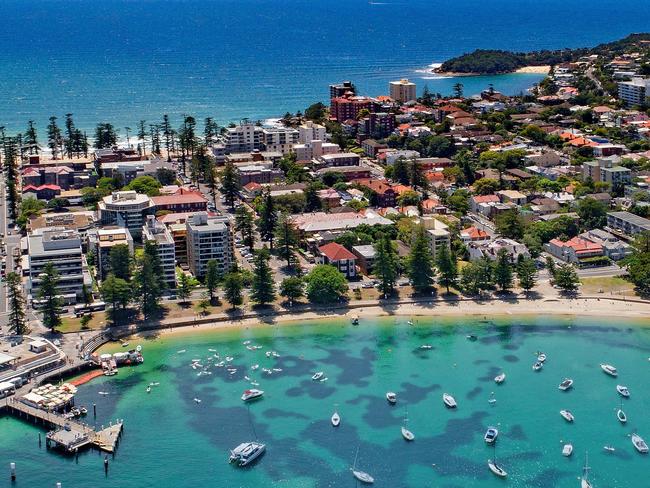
[550,237,603,254]
[462,226,489,240]
[472,194,500,204]
[244,182,262,191]
[318,242,356,262]
[23,184,61,191]
[151,192,207,206]
[353,178,395,195]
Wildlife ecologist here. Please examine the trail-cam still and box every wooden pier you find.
[1,398,123,453]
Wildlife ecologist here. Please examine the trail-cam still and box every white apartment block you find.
[186,212,233,279]
[143,215,177,289]
[618,78,650,106]
[262,127,299,154]
[99,191,154,240]
[298,121,327,143]
[86,227,134,280]
[425,218,451,262]
[582,158,631,187]
[389,79,417,103]
[222,123,264,153]
[293,140,340,163]
[27,227,85,302]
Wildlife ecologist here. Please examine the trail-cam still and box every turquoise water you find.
[2,316,650,487]
[2,0,650,132]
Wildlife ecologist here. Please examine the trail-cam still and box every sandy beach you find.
[127,295,650,342]
[515,65,551,74]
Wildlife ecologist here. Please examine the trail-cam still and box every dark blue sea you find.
[1,0,649,133]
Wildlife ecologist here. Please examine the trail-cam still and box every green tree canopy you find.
[125,175,162,196]
[407,225,435,293]
[305,265,349,304]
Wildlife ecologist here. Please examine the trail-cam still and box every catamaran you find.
[600,363,617,377]
[351,446,374,484]
[229,442,266,466]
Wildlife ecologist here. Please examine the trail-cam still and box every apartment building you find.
[142,215,177,289]
[607,211,650,236]
[27,227,85,302]
[186,212,233,279]
[329,81,356,99]
[582,158,631,186]
[99,191,155,240]
[298,121,327,143]
[618,78,650,106]
[389,79,417,103]
[262,127,299,154]
[222,123,264,153]
[293,139,340,162]
[87,227,134,280]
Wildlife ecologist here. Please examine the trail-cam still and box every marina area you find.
[2,315,649,487]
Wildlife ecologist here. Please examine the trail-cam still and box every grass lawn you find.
[59,312,108,333]
[580,276,636,296]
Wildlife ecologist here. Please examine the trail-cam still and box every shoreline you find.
[431,65,551,78]
[116,296,650,343]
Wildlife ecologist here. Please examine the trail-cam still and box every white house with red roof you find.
[317,242,357,279]
[545,236,604,264]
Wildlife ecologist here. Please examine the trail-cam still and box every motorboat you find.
[386,392,397,404]
[443,393,457,408]
[401,426,415,441]
[616,385,630,398]
[146,386,151,393]
[79,407,88,415]
[532,361,543,371]
[537,352,547,363]
[98,391,109,396]
[351,316,359,326]
[600,363,618,377]
[193,397,201,403]
[229,442,266,466]
[560,410,574,422]
[407,319,414,326]
[494,373,506,384]
[558,378,574,391]
[466,335,478,341]
[484,427,498,444]
[351,446,374,484]
[312,372,324,381]
[631,433,649,453]
[603,445,615,452]
[617,408,627,423]
[487,459,507,478]
[331,411,340,427]
[562,444,573,457]
[241,389,264,402]
[419,344,432,350]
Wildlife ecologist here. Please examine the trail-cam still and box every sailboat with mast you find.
[616,398,627,423]
[229,404,266,467]
[351,446,374,484]
[487,442,507,478]
[581,451,592,488]
[401,406,414,441]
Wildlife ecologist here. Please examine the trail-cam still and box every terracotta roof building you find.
[317,242,357,279]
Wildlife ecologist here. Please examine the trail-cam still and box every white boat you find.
[600,363,617,377]
[631,433,649,453]
[351,316,360,326]
[98,391,109,396]
[251,364,259,370]
[193,398,201,403]
[487,460,507,478]
[312,372,324,381]
[241,389,264,402]
[351,447,374,484]
[484,427,498,444]
[581,452,592,488]
[386,392,397,404]
[562,444,573,457]
[331,411,340,427]
[537,352,547,362]
[146,386,151,393]
[177,349,186,354]
[401,426,415,441]
[494,373,506,384]
[560,409,574,422]
[419,344,432,350]
[616,385,630,397]
[603,445,615,452]
[443,393,457,408]
[532,361,543,371]
[558,378,574,391]
[229,442,266,466]
[617,398,627,423]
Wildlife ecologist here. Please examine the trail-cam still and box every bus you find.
[74,302,106,316]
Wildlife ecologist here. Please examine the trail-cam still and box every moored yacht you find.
[443,393,457,408]
[487,459,507,478]
[616,385,630,398]
[331,410,340,427]
[558,378,574,391]
[631,433,649,454]
[536,352,547,362]
[560,409,574,422]
[386,392,397,404]
[532,361,543,371]
[562,443,573,457]
[241,389,264,402]
[600,363,617,377]
[312,372,324,381]
[229,442,266,466]
[494,372,506,384]
[484,427,498,444]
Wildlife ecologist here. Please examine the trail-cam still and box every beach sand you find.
[515,65,551,74]
[131,296,650,341]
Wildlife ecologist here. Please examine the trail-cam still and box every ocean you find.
[1,0,650,134]
[2,316,650,487]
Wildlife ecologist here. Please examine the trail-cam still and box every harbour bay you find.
[2,316,650,487]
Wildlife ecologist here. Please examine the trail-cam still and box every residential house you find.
[317,242,357,279]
